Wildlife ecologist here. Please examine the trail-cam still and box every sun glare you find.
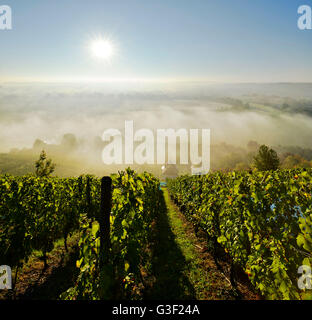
[90,38,114,61]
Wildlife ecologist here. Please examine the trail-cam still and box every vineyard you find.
[0,169,161,299]
[1,168,312,300]
[167,169,312,300]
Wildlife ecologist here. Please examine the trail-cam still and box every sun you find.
[90,38,114,60]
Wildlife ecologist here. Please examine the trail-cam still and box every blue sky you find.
[1,0,312,82]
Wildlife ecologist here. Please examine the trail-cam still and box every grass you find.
[144,187,241,300]
[163,189,206,296]
[143,188,196,299]
[162,187,233,299]
[154,188,257,300]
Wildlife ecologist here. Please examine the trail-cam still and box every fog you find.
[1,81,312,175]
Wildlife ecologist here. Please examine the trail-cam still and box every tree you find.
[35,150,56,177]
[61,133,78,150]
[253,145,280,171]
[282,154,311,169]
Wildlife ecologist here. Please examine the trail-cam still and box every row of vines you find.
[0,169,161,299]
[167,169,312,300]
[0,175,87,269]
[62,169,161,299]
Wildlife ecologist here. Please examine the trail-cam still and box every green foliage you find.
[35,150,56,177]
[0,175,83,268]
[61,168,161,300]
[297,212,312,300]
[0,169,160,299]
[253,145,280,171]
[167,168,312,300]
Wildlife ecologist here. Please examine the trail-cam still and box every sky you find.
[1,0,312,83]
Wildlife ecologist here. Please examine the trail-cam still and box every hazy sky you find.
[1,0,312,82]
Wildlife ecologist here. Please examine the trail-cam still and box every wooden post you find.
[86,176,91,219]
[99,176,112,268]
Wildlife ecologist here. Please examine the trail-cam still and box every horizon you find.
[3,79,312,84]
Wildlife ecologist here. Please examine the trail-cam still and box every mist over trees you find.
[1,131,312,177]
[2,83,312,153]
[1,82,312,176]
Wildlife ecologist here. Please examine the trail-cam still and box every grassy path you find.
[145,187,256,300]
